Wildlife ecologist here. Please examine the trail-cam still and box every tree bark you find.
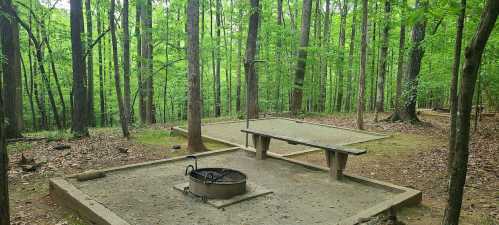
[448,0,466,173]
[236,6,243,113]
[141,0,154,124]
[85,0,96,127]
[290,0,312,116]
[0,0,23,138]
[345,0,358,112]
[97,1,106,126]
[335,0,348,112]
[186,0,206,152]
[442,1,498,224]
[70,0,89,137]
[388,0,406,121]
[122,0,131,124]
[244,0,261,119]
[136,0,144,123]
[0,77,9,225]
[318,0,331,113]
[374,0,391,121]
[214,0,222,117]
[110,0,130,138]
[400,0,426,123]
[356,0,368,130]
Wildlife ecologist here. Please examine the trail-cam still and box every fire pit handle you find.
[185,165,195,176]
[186,155,198,170]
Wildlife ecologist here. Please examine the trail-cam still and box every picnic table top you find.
[241,128,367,155]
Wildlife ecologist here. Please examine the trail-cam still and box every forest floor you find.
[6,113,499,225]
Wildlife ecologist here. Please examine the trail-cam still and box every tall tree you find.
[70,0,89,137]
[388,0,407,121]
[356,0,368,130]
[236,6,243,113]
[335,0,348,112]
[290,0,312,116]
[374,0,391,121]
[443,1,498,224]
[400,0,426,122]
[0,0,23,138]
[141,0,154,124]
[122,0,131,123]
[214,0,222,117]
[0,76,9,225]
[136,0,145,122]
[186,0,206,152]
[319,0,331,112]
[244,0,261,119]
[97,0,106,126]
[110,0,130,138]
[448,0,466,172]
[85,0,96,126]
[345,0,358,112]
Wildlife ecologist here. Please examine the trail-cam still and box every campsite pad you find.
[194,118,387,155]
[53,150,420,225]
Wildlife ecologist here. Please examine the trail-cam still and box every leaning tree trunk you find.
[110,0,130,138]
[186,0,206,153]
[70,0,89,137]
[400,0,426,123]
[443,1,498,224]
[356,0,368,130]
[448,0,466,173]
[290,0,312,116]
[374,0,391,121]
[244,0,261,119]
[0,0,23,138]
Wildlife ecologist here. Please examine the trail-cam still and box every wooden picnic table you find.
[241,129,367,180]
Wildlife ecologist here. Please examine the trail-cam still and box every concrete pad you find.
[174,118,387,155]
[50,149,421,225]
[173,182,273,209]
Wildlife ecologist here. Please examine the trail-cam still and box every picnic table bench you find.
[241,129,367,180]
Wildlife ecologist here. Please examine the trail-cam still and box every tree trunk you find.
[0,0,23,138]
[70,0,89,137]
[335,0,348,112]
[244,0,261,119]
[97,2,106,126]
[85,0,96,127]
[345,0,358,112]
[290,0,312,116]
[186,0,206,152]
[356,0,368,130]
[374,0,391,121]
[110,0,130,138]
[21,52,36,130]
[400,0,426,123]
[136,0,145,123]
[448,0,466,173]
[236,6,243,113]
[0,77,9,225]
[141,0,154,124]
[318,0,331,113]
[388,0,406,121]
[122,0,131,124]
[442,1,498,224]
[214,0,222,117]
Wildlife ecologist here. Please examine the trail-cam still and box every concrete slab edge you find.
[66,147,240,179]
[279,117,389,137]
[49,178,130,225]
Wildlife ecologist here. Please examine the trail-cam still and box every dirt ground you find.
[6,113,499,225]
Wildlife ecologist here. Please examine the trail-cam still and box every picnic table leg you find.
[253,135,271,160]
[324,150,348,180]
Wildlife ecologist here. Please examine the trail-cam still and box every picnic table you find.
[241,128,367,180]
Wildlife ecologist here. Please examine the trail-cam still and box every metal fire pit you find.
[184,156,247,200]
